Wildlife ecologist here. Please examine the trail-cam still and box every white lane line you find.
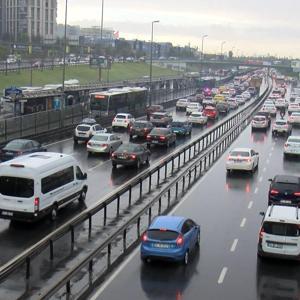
[240,218,247,228]
[254,187,258,194]
[248,201,253,209]
[46,137,72,147]
[218,267,228,284]
[88,161,108,172]
[259,176,263,183]
[263,167,266,172]
[230,239,238,252]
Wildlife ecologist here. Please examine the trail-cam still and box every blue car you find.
[140,216,200,265]
[171,121,192,136]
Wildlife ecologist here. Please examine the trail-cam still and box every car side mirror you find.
[268,178,272,182]
[259,212,265,217]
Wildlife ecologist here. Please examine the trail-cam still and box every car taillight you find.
[270,189,279,195]
[142,232,148,242]
[87,142,92,146]
[146,135,151,140]
[159,136,166,140]
[176,234,184,246]
[111,153,116,158]
[259,227,264,241]
[101,144,108,147]
[284,143,289,147]
[130,154,136,159]
[34,197,39,212]
[294,192,300,197]
[124,119,128,123]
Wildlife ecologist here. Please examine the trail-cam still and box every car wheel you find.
[73,138,78,144]
[109,148,113,156]
[112,126,116,132]
[129,135,133,141]
[78,188,87,203]
[183,251,189,265]
[251,164,255,173]
[50,204,58,221]
[112,162,117,169]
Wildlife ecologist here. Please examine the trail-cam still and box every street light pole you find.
[220,40,226,58]
[62,0,68,92]
[99,0,104,82]
[201,34,208,60]
[149,20,159,106]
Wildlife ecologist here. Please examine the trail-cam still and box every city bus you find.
[90,87,148,117]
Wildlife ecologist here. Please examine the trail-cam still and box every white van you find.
[258,205,300,260]
[0,152,88,222]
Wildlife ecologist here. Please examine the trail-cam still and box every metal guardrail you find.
[0,82,271,299]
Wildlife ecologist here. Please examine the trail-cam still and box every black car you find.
[129,121,154,140]
[268,175,300,206]
[111,143,150,169]
[146,127,176,148]
[0,139,46,162]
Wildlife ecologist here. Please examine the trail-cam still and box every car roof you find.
[231,147,251,152]
[264,205,300,224]
[149,216,186,232]
[7,139,34,144]
[152,112,167,115]
[274,175,300,184]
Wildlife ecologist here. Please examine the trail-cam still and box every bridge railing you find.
[0,81,271,299]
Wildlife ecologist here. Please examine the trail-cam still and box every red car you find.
[203,105,219,119]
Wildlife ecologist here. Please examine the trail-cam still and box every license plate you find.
[2,211,13,216]
[280,200,292,204]
[267,242,283,249]
[153,243,170,248]
[152,140,159,144]
[78,132,86,135]
[118,156,126,159]
[5,152,13,155]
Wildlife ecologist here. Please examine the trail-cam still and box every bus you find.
[90,87,148,117]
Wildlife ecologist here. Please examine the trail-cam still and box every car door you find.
[181,221,193,249]
[251,150,258,166]
[24,141,34,154]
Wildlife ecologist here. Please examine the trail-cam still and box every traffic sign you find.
[4,87,23,97]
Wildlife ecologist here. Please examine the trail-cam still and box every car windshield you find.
[253,116,265,121]
[263,222,299,237]
[92,135,109,141]
[5,140,28,150]
[191,113,202,117]
[275,120,287,125]
[77,125,90,131]
[116,115,126,119]
[230,151,249,157]
[147,229,179,241]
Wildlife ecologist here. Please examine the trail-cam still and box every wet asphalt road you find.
[91,111,300,300]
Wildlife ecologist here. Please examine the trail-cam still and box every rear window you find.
[230,151,250,157]
[172,122,184,127]
[147,229,179,241]
[5,140,27,150]
[272,182,299,192]
[263,222,299,237]
[77,125,90,131]
[133,122,149,128]
[116,115,126,119]
[117,144,138,152]
[253,116,266,121]
[288,138,300,143]
[275,120,287,125]
[0,176,34,198]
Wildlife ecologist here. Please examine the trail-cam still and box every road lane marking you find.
[230,239,238,252]
[254,187,258,194]
[218,267,228,284]
[240,218,246,228]
[88,160,109,172]
[259,176,263,183]
[46,137,72,147]
[248,201,253,209]
[271,146,274,151]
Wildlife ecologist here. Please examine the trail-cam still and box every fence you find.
[0,81,271,299]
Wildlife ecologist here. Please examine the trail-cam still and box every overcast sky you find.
[57,0,300,58]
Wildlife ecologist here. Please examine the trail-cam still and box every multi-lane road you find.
[90,108,300,300]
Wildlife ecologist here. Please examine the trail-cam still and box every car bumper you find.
[226,162,253,171]
[0,208,47,222]
[141,245,185,261]
[258,244,300,261]
[87,146,109,153]
[284,148,300,155]
[112,123,128,128]
[112,158,137,166]
[252,124,268,129]
[172,130,188,135]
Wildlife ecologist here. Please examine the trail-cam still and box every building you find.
[1,0,57,44]
[79,26,115,46]
[56,24,80,46]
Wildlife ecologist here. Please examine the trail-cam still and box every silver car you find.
[87,133,122,155]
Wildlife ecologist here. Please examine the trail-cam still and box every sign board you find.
[90,56,108,68]
[4,87,23,97]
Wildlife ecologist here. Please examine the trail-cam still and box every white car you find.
[87,133,122,154]
[284,136,300,157]
[274,98,288,109]
[227,98,239,109]
[258,205,300,260]
[188,112,208,125]
[235,95,246,105]
[112,113,135,129]
[288,103,300,114]
[226,148,259,173]
[74,122,107,144]
[176,98,190,111]
[272,119,292,136]
[202,97,215,106]
[261,104,277,116]
[288,112,300,125]
[242,91,251,101]
[186,102,202,115]
[251,115,269,130]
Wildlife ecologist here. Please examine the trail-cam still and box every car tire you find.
[251,164,255,173]
[112,126,116,132]
[112,162,117,169]
[78,188,87,203]
[166,140,170,148]
[50,204,58,221]
[129,135,133,141]
[183,251,189,265]
[73,138,78,144]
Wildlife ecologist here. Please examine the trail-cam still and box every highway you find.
[90,108,300,300]
[0,94,260,266]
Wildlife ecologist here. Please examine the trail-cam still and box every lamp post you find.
[220,40,226,58]
[149,20,159,106]
[99,0,104,82]
[201,34,208,60]
[62,0,68,92]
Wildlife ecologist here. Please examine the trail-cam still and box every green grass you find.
[0,62,179,92]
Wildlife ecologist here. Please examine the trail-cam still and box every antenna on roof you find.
[268,204,274,217]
